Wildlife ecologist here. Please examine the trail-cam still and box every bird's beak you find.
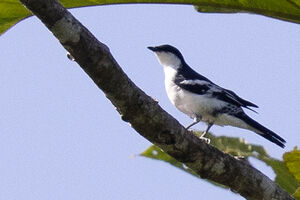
[147,46,157,52]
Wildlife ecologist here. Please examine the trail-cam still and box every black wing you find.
[176,78,258,111]
[177,82,210,95]
[176,80,211,95]
[210,86,259,113]
[176,64,258,110]
[212,88,258,109]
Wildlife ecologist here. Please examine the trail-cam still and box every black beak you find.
[147,46,157,52]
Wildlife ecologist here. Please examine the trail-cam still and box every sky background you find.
[0,4,300,200]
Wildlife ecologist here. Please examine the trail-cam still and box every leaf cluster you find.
[141,132,300,199]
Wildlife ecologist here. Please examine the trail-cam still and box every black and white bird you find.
[148,44,286,148]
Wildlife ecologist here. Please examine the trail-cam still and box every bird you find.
[148,44,286,148]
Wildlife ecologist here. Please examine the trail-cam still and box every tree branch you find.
[19,0,294,199]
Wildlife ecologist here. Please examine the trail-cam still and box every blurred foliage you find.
[140,141,226,188]
[141,145,199,177]
[141,132,300,196]
[2,0,300,35]
[284,148,300,199]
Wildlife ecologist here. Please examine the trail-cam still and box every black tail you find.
[236,113,286,148]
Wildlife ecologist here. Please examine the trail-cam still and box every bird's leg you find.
[199,123,213,144]
[185,117,201,130]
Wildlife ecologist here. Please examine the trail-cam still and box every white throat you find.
[155,52,182,70]
[163,65,177,82]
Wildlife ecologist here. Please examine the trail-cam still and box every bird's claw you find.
[200,136,210,144]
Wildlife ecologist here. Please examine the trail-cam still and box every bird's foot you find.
[199,136,210,144]
[187,129,210,144]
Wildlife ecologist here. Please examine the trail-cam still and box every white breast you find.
[163,66,227,123]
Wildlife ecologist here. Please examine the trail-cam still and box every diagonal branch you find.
[19,0,294,199]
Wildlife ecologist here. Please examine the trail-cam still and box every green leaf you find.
[140,143,226,188]
[262,158,299,195]
[141,145,199,177]
[295,189,300,200]
[194,0,300,26]
[0,0,31,35]
[141,132,300,195]
[2,0,300,36]
[284,148,300,199]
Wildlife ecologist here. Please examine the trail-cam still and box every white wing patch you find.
[180,79,211,86]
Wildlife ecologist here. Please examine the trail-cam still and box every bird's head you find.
[148,44,185,69]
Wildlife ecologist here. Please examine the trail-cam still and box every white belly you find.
[165,80,227,124]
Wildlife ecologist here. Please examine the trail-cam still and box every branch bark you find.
[19,0,294,199]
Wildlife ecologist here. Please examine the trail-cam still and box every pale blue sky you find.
[0,4,299,200]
